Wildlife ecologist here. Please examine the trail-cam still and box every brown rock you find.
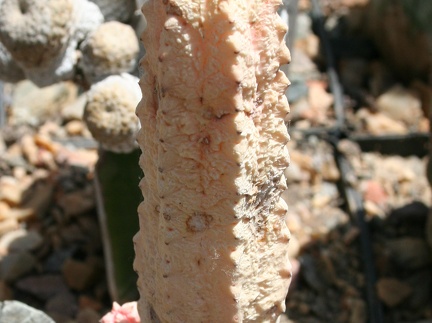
[59,224,87,245]
[377,278,412,307]
[57,186,95,218]
[76,308,102,323]
[20,180,54,219]
[78,295,103,312]
[15,275,68,301]
[62,258,102,291]
[0,280,13,301]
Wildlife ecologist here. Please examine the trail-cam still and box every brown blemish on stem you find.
[186,212,213,232]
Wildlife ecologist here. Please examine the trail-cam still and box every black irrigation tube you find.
[288,1,386,322]
[334,148,385,323]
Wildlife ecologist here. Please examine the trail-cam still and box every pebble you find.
[62,258,102,291]
[308,81,334,112]
[0,252,37,283]
[4,207,34,222]
[10,81,78,127]
[297,80,334,125]
[289,48,321,81]
[34,134,60,154]
[287,80,309,103]
[0,300,55,323]
[76,308,102,323]
[289,151,313,174]
[0,176,24,205]
[20,179,54,219]
[65,120,86,136]
[15,275,69,301]
[300,254,327,292]
[57,187,96,218]
[61,94,87,121]
[356,109,408,135]
[78,295,103,312]
[295,12,313,39]
[362,180,387,205]
[295,33,320,60]
[0,218,19,235]
[320,158,340,182]
[43,248,76,273]
[285,160,309,183]
[0,229,43,254]
[20,134,40,166]
[55,148,98,170]
[376,85,423,127]
[0,280,13,301]
[45,290,78,318]
[347,298,367,323]
[377,277,412,307]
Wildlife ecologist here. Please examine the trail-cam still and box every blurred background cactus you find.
[0,0,146,307]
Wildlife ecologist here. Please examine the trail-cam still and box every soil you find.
[0,1,431,323]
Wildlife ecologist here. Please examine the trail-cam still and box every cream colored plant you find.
[134,0,292,322]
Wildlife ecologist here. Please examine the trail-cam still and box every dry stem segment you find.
[134,1,291,322]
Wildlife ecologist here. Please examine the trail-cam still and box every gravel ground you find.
[0,1,431,323]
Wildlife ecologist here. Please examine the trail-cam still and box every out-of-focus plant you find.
[0,0,144,306]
